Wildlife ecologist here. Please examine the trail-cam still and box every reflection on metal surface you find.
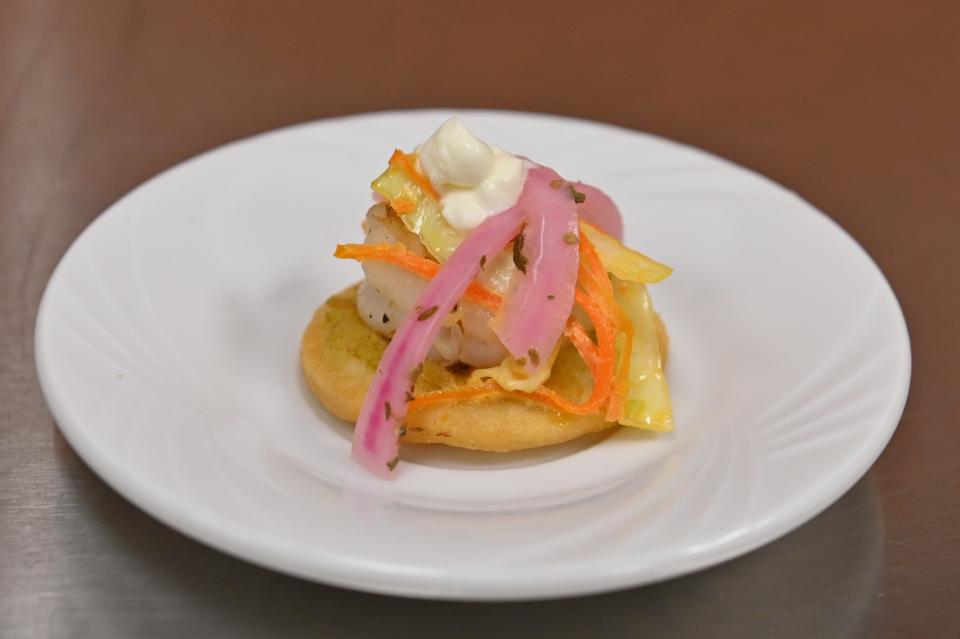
[43,445,883,638]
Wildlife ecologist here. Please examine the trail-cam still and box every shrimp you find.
[356,204,509,368]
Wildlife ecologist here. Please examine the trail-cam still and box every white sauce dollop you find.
[417,118,528,232]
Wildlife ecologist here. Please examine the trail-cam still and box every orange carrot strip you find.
[605,304,633,422]
[408,311,609,417]
[389,149,441,201]
[336,243,597,360]
[408,381,505,412]
[336,241,614,417]
[580,237,621,417]
[565,317,600,370]
[577,231,633,421]
[578,233,615,304]
[576,232,633,420]
[535,234,621,415]
[531,284,616,415]
[334,243,501,311]
[389,199,415,214]
[407,298,613,417]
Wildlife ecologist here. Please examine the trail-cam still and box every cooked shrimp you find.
[357,204,511,368]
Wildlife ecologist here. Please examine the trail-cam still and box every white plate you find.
[35,110,910,600]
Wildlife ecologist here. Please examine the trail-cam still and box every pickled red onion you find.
[490,167,580,372]
[573,182,623,241]
[351,201,528,476]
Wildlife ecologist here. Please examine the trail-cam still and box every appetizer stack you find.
[301,118,673,476]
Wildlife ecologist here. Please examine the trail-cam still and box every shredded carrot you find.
[573,231,632,420]
[564,316,600,370]
[335,239,621,417]
[411,283,616,417]
[571,233,630,421]
[335,243,597,361]
[389,199,415,214]
[578,232,615,304]
[334,243,501,311]
[408,381,505,412]
[389,149,441,201]
[354,155,633,420]
[530,283,616,415]
[605,304,633,422]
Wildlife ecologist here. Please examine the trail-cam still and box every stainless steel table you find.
[2,1,957,636]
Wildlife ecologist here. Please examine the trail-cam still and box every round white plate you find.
[36,110,910,600]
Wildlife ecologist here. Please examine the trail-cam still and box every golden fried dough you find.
[301,285,667,452]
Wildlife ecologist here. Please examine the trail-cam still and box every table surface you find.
[2,1,958,637]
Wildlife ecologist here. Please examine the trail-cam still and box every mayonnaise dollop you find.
[417,118,528,232]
